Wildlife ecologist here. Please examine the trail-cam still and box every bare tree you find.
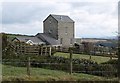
[83,42,94,59]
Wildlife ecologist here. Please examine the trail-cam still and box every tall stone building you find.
[42,14,75,48]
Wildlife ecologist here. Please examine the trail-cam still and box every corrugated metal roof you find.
[51,14,74,22]
[36,33,60,46]
[13,36,45,45]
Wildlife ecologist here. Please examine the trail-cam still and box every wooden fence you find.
[12,42,52,56]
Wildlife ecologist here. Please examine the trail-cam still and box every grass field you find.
[54,52,117,64]
[2,64,117,81]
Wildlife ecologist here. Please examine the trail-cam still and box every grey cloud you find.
[2,22,43,35]
[70,2,117,15]
[70,2,96,8]
[1,1,118,38]
[2,2,55,24]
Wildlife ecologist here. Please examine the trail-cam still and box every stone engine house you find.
[43,14,75,48]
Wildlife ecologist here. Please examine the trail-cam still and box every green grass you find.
[2,64,116,81]
[54,52,117,64]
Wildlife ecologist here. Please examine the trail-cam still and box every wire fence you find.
[2,58,118,78]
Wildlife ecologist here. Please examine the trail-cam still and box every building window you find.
[60,38,63,44]
[70,38,73,44]
[49,21,51,24]
[49,29,52,34]
[49,19,52,24]
[65,27,68,35]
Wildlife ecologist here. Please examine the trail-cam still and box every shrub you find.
[98,64,117,77]
[101,59,117,64]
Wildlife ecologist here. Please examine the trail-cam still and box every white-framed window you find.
[49,30,52,34]
[49,29,52,34]
[26,40,34,45]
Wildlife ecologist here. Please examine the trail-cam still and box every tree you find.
[82,42,89,54]
[2,33,15,59]
[2,33,8,57]
[83,42,94,59]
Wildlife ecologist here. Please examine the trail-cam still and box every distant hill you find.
[1,33,35,42]
[101,36,118,40]
[1,33,34,37]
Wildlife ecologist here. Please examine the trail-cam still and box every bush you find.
[101,59,117,64]
[98,64,117,77]
[99,59,118,77]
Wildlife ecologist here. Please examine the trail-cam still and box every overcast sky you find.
[0,0,119,38]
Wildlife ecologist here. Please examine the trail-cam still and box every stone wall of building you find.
[44,16,58,39]
[58,22,74,48]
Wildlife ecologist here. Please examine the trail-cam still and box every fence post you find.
[41,47,43,55]
[70,48,73,75]
[118,2,120,81]
[27,57,31,77]
[109,48,112,60]
[118,36,120,80]
[45,47,47,56]
[89,53,91,60]
[49,46,51,56]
